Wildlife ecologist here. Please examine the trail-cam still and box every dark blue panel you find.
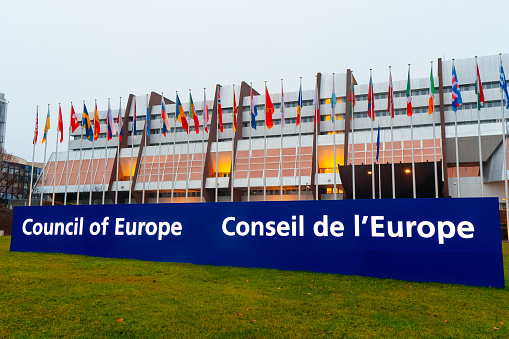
[10,198,504,287]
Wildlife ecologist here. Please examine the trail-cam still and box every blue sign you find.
[10,198,504,287]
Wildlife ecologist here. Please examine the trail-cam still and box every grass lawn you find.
[1,237,508,338]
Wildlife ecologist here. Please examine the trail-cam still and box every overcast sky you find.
[1,0,507,162]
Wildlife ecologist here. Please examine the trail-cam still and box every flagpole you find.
[29,106,37,206]
[215,87,219,203]
[263,81,268,202]
[89,99,97,205]
[453,59,461,198]
[157,94,163,204]
[186,90,191,203]
[298,77,302,201]
[389,67,395,199]
[128,97,134,205]
[431,62,439,198]
[332,73,337,200]
[51,103,61,206]
[142,94,148,204]
[499,53,509,239]
[171,114,177,203]
[77,101,85,205]
[378,123,382,199]
[351,86,356,200]
[231,84,236,203]
[369,69,375,200]
[409,65,416,199]
[248,83,252,202]
[315,76,319,200]
[475,56,484,197]
[40,104,50,206]
[280,79,284,201]
[63,103,73,205]
[115,97,121,204]
[201,88,206,203]
[102,98,110,205]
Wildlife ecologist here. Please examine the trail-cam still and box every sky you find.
[1,0,507,162]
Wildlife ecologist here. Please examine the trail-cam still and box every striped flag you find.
[331,76,336,122]
[82,103,93,141]
[161,95,169,136]
[501,61,509,109]
[406,68,412,116]
[349,76,356,120]
[107,99,116,141]
[176,93,189,134]
[296,81,302,126]
[250,86,258,130]
[189,92,199,134]
[452,65,463,112]
[387,70,394,118]
[429,65,435,115]
[42,105,50,143]
[265,84,274,129]
[367,73,375,121]
[33,106,39,145]
[475,62,485,111]
[118,98,123,142]
[280,82,285,128]
[217,88,223,133]
[93,101,101,141]
[233,87,237,132]
[203,89,209,133]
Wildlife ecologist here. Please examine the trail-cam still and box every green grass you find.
[1,237,508,338]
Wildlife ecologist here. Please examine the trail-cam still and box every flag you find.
[176,93,189,133]
[349,77,356,120]
[501,61,509,109]
[376,123,381,162]
[388,70,395,118]
[429,65,435,115]
[203,89,209,133]
[118,98,123,142]
[146,95,151,138]
[107,99,116,141]
[250,86,258,130]
[280,82,285,128]
[217,88,223,133]
[189,92,199,134]
[93,101,100,141]
[82,103,93,141]
[452,65,463,112]
[331,76,336,122]
[33,106,39,145]
[367,73,375,121]
[42,105,50,144]
[265,85,274,129]
[296,81,302,126]
[313,83,319,124]
[70,104,79,133]
[161,96,169,136]
[406,68,412,116]
[233,87,237,132]
[58,103,63,143]
[475,62,484,110]
[132,97,137,138]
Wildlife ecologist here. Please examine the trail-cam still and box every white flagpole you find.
[332,73,337,200]
[89,99,97,205]
[215,87,219,203]
[186,90,191,204]
[29,106,38,206]
[280,79,284,201]
[40,104,50,206]
[475,56,484,197]
[298,77,302,201]
[409,65,416,199]
[314,76,319,200]
[389,67,395,199]
[263,81,268,202]
[51,103,60,206]
[156,94,163,204]
[351,91,356,200]
[115,97,122,204]
[453,59,461,198]
[248,83,253,202]
[63,103,73,205]
[77,101,85,205]
[378,124,382,199]
[370,70,375,200]
[499,53,509,239]
[431,62,439,199]
[171,114,177,203]
[142,94,148,204]
[128,97,134,205]
[231,85,236,203]
[102,98,110,205]
[201,88,206,203]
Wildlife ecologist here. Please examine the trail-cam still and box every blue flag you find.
[452,65,463,112]
[82,103,93,141]
[250,88,258,130]
[500,62,509,109]
[376,123,380,162]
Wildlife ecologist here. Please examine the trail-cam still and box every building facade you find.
[35,54,509,206]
